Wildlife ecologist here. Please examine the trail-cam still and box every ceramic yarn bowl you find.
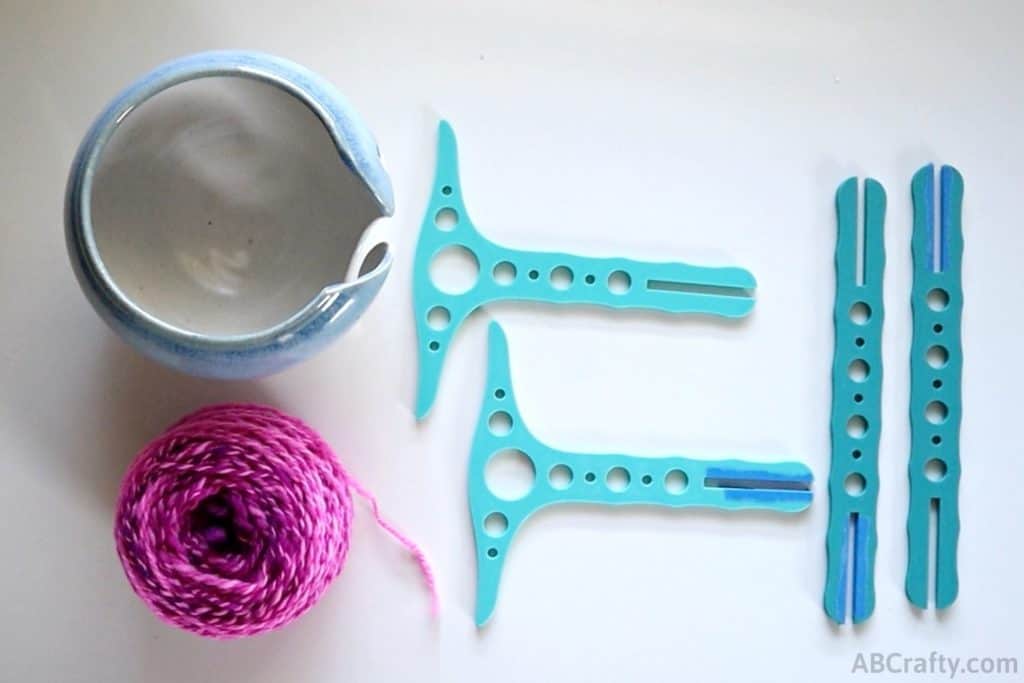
[65,51,394,379]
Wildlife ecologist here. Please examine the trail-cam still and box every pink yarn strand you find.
[346,477,440,616]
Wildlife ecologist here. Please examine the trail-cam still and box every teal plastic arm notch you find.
[469,322,813,626]
[413,121,758,419]
[906,165,963,610]
[824,177,885,624]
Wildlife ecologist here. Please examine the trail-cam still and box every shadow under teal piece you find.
[469,322,813,626]
[824,177,885,624]
[906,165,963,610]
[413,121,758,419]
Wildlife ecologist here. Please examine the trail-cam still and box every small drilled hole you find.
[484,512,508,537]
[550,266,574,290]
[855,337,865,347]
[641,474,653,485]
[844,473,866,496]
[933,324,943,333]
[664,469,688,494]
[852,449,862,459]
[428,341,440,351]
[932,379,943,389]
[584,472,596,483]
[434,207,459,230]
[427,306,451,330]
[606,467,631,492]
[926,345,949,368]
[441,185,453,196]
[925,400,948,424]
[528,269,540,280]
[853,393,864,403]
[931,435,942,445]
[487,548,498,558]
[608,270,631,294]
[548,464,573,490]
[494,388,507,399]
[849,302,871,325]
[488,411,513,436]
[925,458,947,482]
[848,359,870,382]
[492,261,517,285]
[584,274,596,285]
[927,288,950,311]
[847,415,868,438]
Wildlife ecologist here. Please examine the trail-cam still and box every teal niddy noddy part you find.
[412,121,758,419]
[824,177,886,625]
[469,322,813,626]
[906,164,964,610]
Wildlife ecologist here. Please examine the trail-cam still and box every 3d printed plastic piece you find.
[413,121,758,418]
[469,322,813,626]
[906,165,963,610]
[824,177,885,624]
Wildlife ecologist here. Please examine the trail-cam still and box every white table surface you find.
[2,2,1021,681]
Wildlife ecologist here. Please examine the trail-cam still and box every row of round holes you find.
[485,407,691,493]
[923,287,951,482]
[846,300,873,469]
[843,292,952,489]
[494,261,632,295]
[433,206,634,295]
[481,465,691,557]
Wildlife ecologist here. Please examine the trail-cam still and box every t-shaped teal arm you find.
[413,121,757,419]
[469,322,813,626]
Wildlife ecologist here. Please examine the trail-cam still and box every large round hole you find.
[426,306,451,331]
[924,458,947,482]
[926,345,949,368]
[848,359,870,382]
[484,449,536,501]
[608,270,632,294]
[847,415,868,438]
[849,302,871,325]
[844,473,866,496]
[493,261,516,285]
[550,266,574,290]
[548,464,573,490]
[926,288,950,311]
[429,245,479,294]
[434,207,459,231]
[484,512,509,537]
[488,410,513,436]
[606,467,631,492]
[664,469,688,494]
[925,401,948,424]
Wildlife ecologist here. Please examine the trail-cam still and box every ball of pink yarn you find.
[115,404,360,638]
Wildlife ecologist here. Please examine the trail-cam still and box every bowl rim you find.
[64,50,394,348]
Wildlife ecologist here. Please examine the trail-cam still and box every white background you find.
[2,1,1022,681]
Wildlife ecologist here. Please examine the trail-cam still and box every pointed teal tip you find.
[913,164,935,181]
[487,320,507,346]
[475,606,493,628]
[438,119,455,143]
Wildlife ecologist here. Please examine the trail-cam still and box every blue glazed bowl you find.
[65,50,394,379]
